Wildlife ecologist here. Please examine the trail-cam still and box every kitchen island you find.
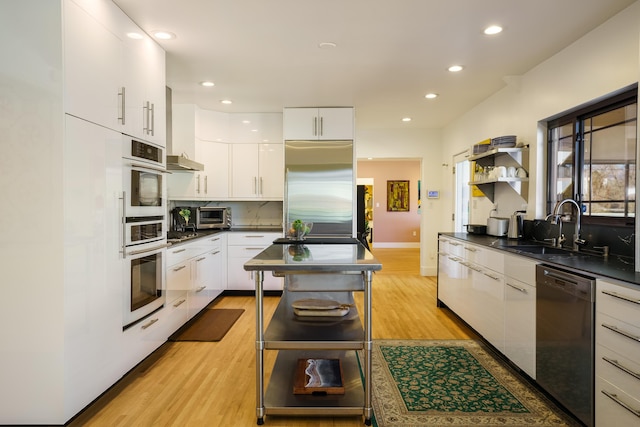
[244,241,382,425]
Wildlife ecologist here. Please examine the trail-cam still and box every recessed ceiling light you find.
[126,32,144,40]
[251,129,258,132]
[242,120,251,124]
[425,93,438,99]
[484,25,503,35]
[200,81,215,87]
[153,31,176,40]
[318,42,337,49]
[402,117,412,122]
[220,99,232,105]
[448,65,464,72]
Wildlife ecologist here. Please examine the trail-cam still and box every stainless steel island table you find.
[244,241,382,425]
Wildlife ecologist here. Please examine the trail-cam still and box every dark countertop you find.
[243,242,382,272]
[439,232,640,286]
[167,227,283,246]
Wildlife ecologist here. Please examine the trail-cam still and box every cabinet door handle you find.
[506,282,527,293]
[118,86,126,124]
[149,103,155,136]
[143,101,150,134]
[601,390,640,418]
[602,290,640,306]
[483,272,500,281]
[173,299,186,308]
[196,175,201,194]
[141,318,159,330]
[602,323,640,343]
[253,177,258,195]
[602,356,640,381]
[319,116,323,136]
[172,265,187,272]
[204,175,208,194]
[259,177,263,195]
[313,116,317,136]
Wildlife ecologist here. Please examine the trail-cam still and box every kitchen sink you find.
[511,245,574,255]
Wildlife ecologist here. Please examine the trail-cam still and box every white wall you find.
[356,128,442,275]
[440,1,640,233]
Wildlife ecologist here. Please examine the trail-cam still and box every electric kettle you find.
[508,210,525,239]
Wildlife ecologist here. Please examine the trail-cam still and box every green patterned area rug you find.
[370,340,580,426]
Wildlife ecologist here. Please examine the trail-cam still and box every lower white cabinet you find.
[165,233,228,321]
[595,278,640,425]
[227,232,282,290]
[503,254,537,379]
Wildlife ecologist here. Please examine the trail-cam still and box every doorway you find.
[453,152,471,232]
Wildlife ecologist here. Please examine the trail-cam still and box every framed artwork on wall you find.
[387,180,410,211]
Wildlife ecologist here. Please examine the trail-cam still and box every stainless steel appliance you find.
[121,135,168,328]
[122,135,167,217]
[284,140,354,237]
[195,206,231,230]
[536,264,595,427]
[487,215,509,236]
[122,240,166,328]
[507,210,525,239]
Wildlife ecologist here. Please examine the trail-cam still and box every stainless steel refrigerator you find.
[284,140,355,237]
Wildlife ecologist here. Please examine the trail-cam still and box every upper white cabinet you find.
[196,108,230,142]
[64,0,123,131]
[229,113,283,143]
[64,0,166,145]
[283,107,354,140]
[230,143,283,199]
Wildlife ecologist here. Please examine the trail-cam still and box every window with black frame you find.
[547,86,637,225]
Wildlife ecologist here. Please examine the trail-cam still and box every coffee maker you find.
[170,206,196,233]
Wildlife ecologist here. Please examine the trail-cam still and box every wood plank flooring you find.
[69,248,475,427]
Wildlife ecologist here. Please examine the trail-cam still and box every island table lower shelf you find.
[264,350,365,416]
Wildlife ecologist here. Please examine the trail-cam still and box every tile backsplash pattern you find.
[168,201,283,229]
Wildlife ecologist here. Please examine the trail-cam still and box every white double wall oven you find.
[121,135,169,328]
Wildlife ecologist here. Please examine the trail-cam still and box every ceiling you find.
[114,0,636,130]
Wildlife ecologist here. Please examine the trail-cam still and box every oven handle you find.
[130,163,171,174]
[127,243,169,256]
[120,191,127,259]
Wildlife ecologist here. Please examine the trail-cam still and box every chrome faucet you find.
[550,199,587,250]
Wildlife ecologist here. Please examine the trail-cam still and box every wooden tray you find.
[293,358,344,395]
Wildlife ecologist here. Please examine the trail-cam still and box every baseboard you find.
[372,242,420,248]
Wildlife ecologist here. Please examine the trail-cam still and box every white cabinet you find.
[230,143,283,199]
[196,108,230,142]
[283,107,354,140]
[166,234,227,320]
[227,232,282,291]
[121,25,166,145]
[63,0,166,144]
[63,114,125,418]
[189,234,227,317]
[503,254,537,379]
[168,139,229,200]
[595,278,640,426]
[64,0,123,130]
[229,112,283,143]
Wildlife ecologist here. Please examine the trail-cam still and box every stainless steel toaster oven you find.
[195,206,231,229]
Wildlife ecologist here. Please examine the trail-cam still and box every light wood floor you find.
[69,248,474,427]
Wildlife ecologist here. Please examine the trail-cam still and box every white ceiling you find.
[114,0,636,130]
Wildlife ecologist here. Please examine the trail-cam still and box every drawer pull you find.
[602,323,640,343]
[464,247,478,252]
[483,272,500,281]
[172,248,186,254]
[449,242,461,246]
[469,266,483,272]
[211,250,220,255]
[602,290,640,306]
[506,282,527,293]
[173,299,186,308]
[245,235,265,238]
[141,318,159,330]
[172,265,187,272]
[196,257,206,262]
[602,356,640,381]
[601,390,640,418]
[196,286,206,293]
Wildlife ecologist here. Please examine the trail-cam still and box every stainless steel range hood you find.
[166,154,204,171]
[165,86,204,171]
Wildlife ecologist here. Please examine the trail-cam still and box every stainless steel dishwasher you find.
[536,264,595,427]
